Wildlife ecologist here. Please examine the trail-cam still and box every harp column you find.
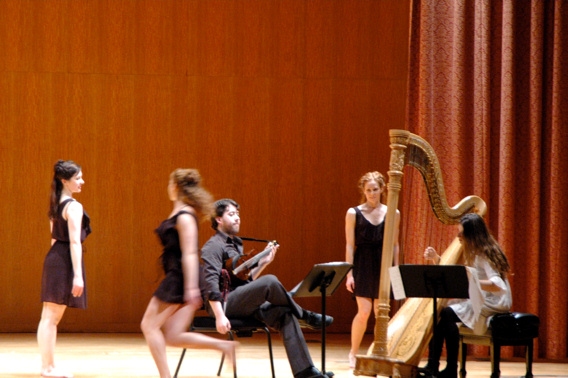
[373,129,407,355]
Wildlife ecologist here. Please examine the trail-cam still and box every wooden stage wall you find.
[0,1,410,333]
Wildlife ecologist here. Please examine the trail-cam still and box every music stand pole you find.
[431,286,438,349]
[291,262,352,377]
[316,272,334,374]
[425,274,441,351]
[305,270,335,375]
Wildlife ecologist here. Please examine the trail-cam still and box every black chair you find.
[173,316,276,378]
[458,312,540,378]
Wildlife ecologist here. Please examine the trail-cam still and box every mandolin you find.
[224,241,278,286]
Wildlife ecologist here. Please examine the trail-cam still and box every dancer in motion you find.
[141,169,237,378]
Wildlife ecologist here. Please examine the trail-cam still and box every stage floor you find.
[0,333,566,377]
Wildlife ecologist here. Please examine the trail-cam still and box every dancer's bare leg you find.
[163,304,237,367]
[142,297,237,378]
[141,298,179,378]
[349,297,374,368]
[37,302,73,377]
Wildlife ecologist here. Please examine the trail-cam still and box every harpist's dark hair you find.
[460,213,511,278]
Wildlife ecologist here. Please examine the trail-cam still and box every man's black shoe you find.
[294,366,326,378]
[299,310,334,330]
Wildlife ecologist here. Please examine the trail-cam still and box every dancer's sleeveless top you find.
[41,198,92,309]
[153,210,198,304]
[352,206,385,299]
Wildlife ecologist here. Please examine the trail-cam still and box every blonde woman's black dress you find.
[352,206,385,299]
[41,198,92,309]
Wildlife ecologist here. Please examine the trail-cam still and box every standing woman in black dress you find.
[38,160,91,378]
[344,171,400,369]
[141,169,237,378]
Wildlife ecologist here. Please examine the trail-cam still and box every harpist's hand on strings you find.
[423,246,440,264]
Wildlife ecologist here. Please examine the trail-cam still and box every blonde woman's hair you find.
[358,171,386,204]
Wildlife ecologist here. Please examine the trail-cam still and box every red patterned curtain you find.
[402,0,568,360]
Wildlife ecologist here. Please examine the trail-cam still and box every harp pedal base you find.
[354,355,417,378]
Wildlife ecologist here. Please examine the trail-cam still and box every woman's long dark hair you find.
[460,213,511,278]
[48,160,81,220]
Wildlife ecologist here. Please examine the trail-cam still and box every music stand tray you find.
[291,262,352,298]
[291,262,352,376]
[390,264,469,300]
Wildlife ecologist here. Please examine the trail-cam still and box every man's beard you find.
[226,223,240,236]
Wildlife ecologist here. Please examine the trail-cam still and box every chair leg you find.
[260,327,276,378]
[525,341,534,378]
[217,350,225,376]
[217,353,225,377]
[231,330,237,378]
[491,342,500,378]
[217,331,236,377]
[459,338,467,378]
[173,348,187,378]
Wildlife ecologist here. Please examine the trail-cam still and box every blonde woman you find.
[344,171,400,368]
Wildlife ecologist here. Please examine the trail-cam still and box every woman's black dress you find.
[153,211,198,304]
[41,198,91,308]
[352,206,385,299]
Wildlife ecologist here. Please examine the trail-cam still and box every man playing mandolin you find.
[200,198,334,378]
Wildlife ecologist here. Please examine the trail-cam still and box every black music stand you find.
[390,265,469,350]
[291,262,353,377]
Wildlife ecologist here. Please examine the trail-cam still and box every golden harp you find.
[354,129,487,378]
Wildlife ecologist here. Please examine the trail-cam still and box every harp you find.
[354,129,487,378]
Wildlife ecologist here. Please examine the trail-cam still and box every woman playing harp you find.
[418,213,512,378]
